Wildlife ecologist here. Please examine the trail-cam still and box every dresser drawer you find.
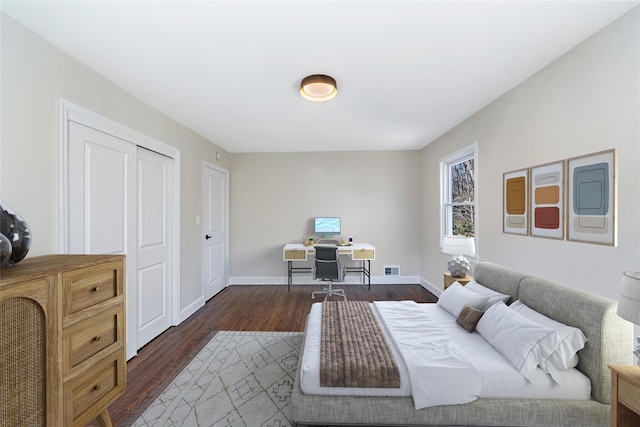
[63,262,121,316]
[619,376,640,415]
[63,308,122,370]
[64,351,125,427]
[352,249,375,260]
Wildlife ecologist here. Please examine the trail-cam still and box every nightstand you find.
[444,273,473,289]
[610,365,640,427]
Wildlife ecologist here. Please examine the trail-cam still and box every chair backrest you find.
[314,246,341,281]
[316,238,340,245]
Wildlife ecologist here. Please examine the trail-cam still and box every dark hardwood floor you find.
[104,284,437,426]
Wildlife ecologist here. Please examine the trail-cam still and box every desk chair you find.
[311,245,347,301]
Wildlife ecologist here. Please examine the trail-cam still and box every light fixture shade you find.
[300,74,337,102]
[618,271,640,324]
[442,235,476,257]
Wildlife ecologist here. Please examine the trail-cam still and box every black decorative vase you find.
[0,199,31,269]
[0,233,12,266]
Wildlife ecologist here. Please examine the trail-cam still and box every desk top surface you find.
[284,243,374,251]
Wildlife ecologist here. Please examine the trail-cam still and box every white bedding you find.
[300,301,592,409]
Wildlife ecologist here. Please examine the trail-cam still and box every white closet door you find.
[203,165,228,300]
[136,147,173,348]
[69,122,136,255]
[68,121,138,357]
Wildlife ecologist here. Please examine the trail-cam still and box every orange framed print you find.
[567,149,617,246]
[503,168,529,235]
[530,160,565,240]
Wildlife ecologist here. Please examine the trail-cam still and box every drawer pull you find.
[92,286,100,292]
[93,335,101,342]
[93,384,101,391]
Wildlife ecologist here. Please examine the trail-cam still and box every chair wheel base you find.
[311,286,347,301]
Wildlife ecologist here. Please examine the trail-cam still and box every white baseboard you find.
[180,296,204,322]
[228,276,290,285]
[420,276,442,297]
[374,275,421,284]
[228,275,421,286]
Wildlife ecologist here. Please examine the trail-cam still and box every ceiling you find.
[2,1,637,153]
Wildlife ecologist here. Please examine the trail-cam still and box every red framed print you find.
[530,160,565,240]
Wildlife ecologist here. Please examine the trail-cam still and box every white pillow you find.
[437,282,489,317]
[510,300,587,373]
[464,280,511,310]
[476,302,558,379]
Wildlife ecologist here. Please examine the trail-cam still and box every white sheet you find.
[375,301,480,408]
[300,301,592,408]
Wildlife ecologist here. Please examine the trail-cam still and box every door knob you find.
[206,234,212,239]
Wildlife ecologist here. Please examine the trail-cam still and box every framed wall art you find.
[566,149,617,246]
[530,160,565,240]
[503,168,529,235]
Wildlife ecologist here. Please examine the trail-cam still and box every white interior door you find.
[136,147,173,348]
[68,122,138,357]
[203,164,228,300]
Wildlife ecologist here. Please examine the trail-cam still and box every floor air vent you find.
[384,266,400,276]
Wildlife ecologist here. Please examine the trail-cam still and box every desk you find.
[283,243,375,291]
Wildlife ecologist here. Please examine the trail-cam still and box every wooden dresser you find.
[0,254,126,427]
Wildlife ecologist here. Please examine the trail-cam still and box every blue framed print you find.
[567,149,617,246]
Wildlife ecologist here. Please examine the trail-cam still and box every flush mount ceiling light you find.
[300,74,337,102]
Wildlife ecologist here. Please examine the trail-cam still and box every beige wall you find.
[229,151,421,282]
[421,8,640,301]
[0,14,228,313]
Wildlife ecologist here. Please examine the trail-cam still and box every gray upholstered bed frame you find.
[291,262,633,427]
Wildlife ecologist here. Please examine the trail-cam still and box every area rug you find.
[130,331,303,427]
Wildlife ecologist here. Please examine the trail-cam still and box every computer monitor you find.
[314,217,341,235]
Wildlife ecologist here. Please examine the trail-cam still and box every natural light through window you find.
[441,144,477,246]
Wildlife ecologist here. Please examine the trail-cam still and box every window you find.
[441,144,476,240]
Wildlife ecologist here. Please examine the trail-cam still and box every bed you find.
[291,262,633,427]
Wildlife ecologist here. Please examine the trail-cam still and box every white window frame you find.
[440,142,478,257]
